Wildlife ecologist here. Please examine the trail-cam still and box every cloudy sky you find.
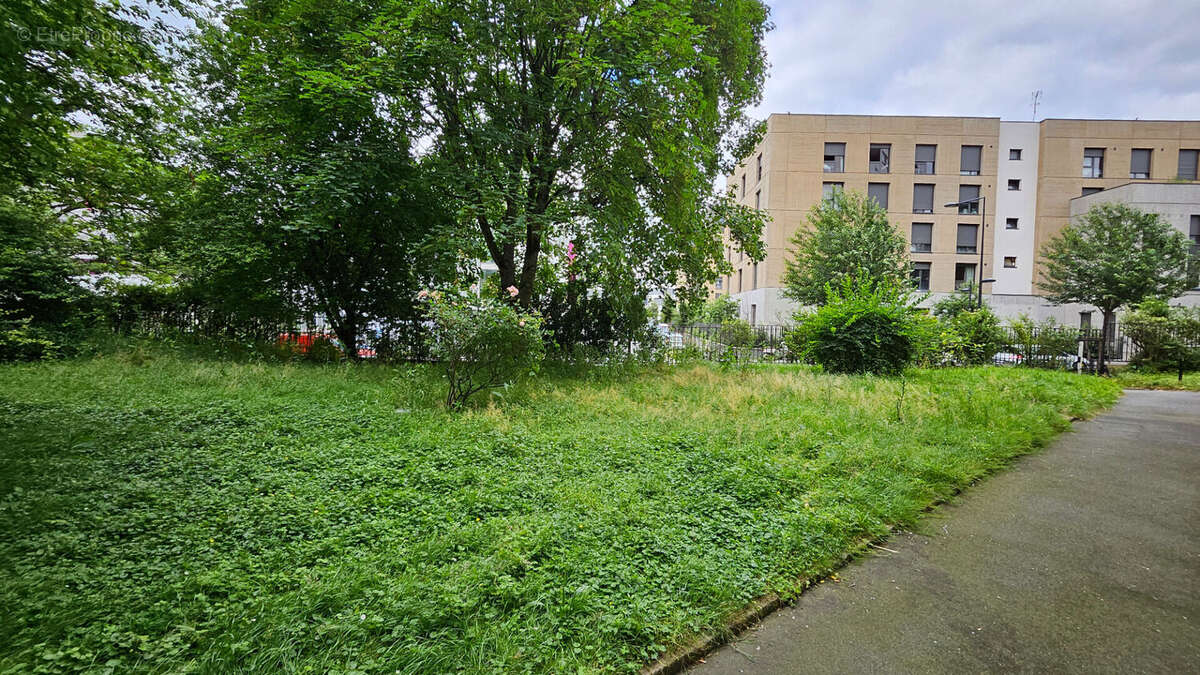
[753,0,1200,121]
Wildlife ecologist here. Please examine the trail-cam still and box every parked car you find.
[992,350,1090,370]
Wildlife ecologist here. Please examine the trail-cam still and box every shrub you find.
[941,306,1006,366]
[1123,299,1200,372]
[304,337,345,364]
[423,290,545,408]
[1007,315,1079,368]
[716,319,756,348]
[786,278,918,375]
[909,312,950,368]
[0,313,60,362]
[698,295,740,324]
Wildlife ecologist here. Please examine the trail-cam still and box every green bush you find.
[1123,299,1200,372]
[930,292,1005,366]
[941,307,1006,365]
[0,312,60,361]
[786,278,918,375]
[699,295,740,324]
[909,312,950,368]
[716,319,757,348]
[423,290,546,408]
[1007,314,1079,368]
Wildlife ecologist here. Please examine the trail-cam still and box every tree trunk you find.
[332,315,359,362]
[1098,308,1115,375]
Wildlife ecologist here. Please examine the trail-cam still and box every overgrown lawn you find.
[0,354,1121,672]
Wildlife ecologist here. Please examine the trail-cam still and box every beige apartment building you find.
[717,114,1200,324]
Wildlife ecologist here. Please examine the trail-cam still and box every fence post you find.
[1076,336,1084,375]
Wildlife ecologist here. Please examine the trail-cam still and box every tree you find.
[1,0,187,192]
[175,0,456,356]
[1039,203,1198,373]
[782,189,909,306]
[366,0,771,309]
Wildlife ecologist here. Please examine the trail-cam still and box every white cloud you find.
[753,0,1200,121]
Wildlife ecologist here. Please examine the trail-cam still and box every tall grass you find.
[0,352,1121,672]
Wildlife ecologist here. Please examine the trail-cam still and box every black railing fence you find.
[667,322,1199,369]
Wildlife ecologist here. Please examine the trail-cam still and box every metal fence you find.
[669,321,1199,370]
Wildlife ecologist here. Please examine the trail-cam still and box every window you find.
[912,184,934,213]
[869,143,891,173]
[823,142,845,173]
[1079,311,1093,330]
[910,223,932,253]
[740,174,745,197]
[715,278,723,290]
[738,268,743,292]
[752,263,758,290]
[1007,179,1021,191]
[756,154,762,182]
[910,262,931,291]
[1082,186,1103,196]
[954,263,976,290]
[1082,147,1104,178]
[960,145,982,176]
[1178,149,1198,181]
[755,190,761,210]
[1003,256,1017,268]
[867,182,889,210]
[958,185,980,214]
[1130,148,1152,179]
[915,144,936,174]
[750,304,757,325]
[957,224,978,254]
[1009,148,1022,160]
[822,182,843,201]
[1006,217,1019,230]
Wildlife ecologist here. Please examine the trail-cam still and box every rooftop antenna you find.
[1031,90,1042,120]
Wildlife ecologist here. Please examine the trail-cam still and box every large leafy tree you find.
[177,0,455,355]
[782,189,910,307]
[1,0,187,192]
[364,0,771,308]
[1039,202,1198,372]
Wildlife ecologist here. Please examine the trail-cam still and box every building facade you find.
[718,114,1200,324]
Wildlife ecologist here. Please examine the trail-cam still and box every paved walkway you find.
[694,390,1200,674]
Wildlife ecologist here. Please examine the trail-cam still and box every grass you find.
[1111,368,1200,391]
[0,351,1122,673]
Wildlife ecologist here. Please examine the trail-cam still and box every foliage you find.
[0,196,88,325]
[716,319,757,349]
[1007,315,1079,368]
[908,312,950,368]
[0,312,60,362]
[424,291,546,408]
[1039,202,1197,370]
[175,0,457,358]
[1122,299,1200,372]
[0,0,185,192]
[940,306,1006,366]
[537,277,655,355]
[786,278,919,375]
[0,355,1120,672]
[782,189,910,306]
[931,287,980,320]
[357,0,771,308]
[699,295,741,324]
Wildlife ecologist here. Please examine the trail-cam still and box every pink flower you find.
[518,319,526,327]
[506,285,519,298]
[417,289,429,299]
